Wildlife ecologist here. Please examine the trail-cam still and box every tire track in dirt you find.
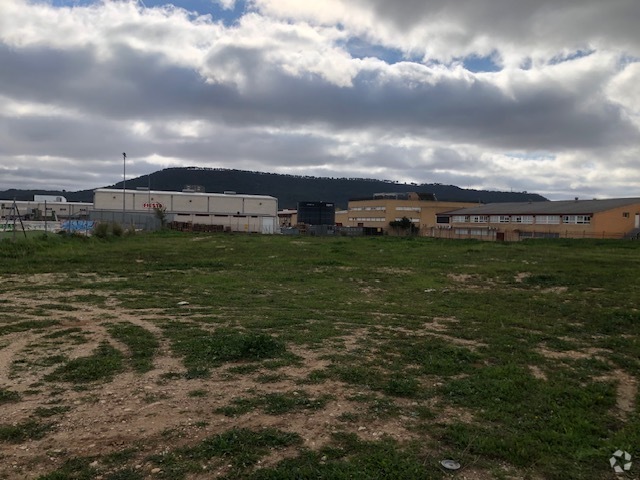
[0,334,31,384]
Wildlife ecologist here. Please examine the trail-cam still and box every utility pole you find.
[122,152,127,223]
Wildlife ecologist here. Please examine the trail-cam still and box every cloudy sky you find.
[0,0,639,199]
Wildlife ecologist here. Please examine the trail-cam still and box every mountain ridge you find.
[0,167,548,208]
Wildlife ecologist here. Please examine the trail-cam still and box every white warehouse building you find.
[92,189,278,234]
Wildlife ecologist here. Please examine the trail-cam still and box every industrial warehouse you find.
[2,189,639,240]
[91,188,279,234]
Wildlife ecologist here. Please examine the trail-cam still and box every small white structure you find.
[92,188,278,233]
[0,198,91,221]
[34,195,67,203]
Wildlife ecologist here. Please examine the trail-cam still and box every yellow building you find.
[278,209,298,228]
[437,197,640,241]
[336,192,478,235]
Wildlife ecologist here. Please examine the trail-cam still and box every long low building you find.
[0,198,92,221]
[435,197,640,240]
[92,188,278,233]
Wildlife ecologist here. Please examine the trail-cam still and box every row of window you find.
[451,214,591,225]
[350,206,422,212]
[454,228,492,236]
[349,217,386,222]
[351,206,386,211]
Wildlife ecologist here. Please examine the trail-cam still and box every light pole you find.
[122,152,127,223]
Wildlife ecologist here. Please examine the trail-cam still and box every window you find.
[623,212,630,218]
[394,217,420,223]
[396,206,421,212]
[470,215,488,223]
[562,215,591,224]
[536,215,560,224]
[490,215,510,223]
[513,215,533,224]
[436,216,450,224]
[452,215,468,223]
[454,228,469,235]
[351,217,386,222]
[352,206,385,211]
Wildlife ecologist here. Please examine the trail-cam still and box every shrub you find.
[93,222,109,239]
[111,222,124,237]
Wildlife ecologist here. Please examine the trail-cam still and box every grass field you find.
[0,231,639,479]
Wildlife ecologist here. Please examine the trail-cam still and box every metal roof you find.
[441,198,640,216]
[95,188,277,201]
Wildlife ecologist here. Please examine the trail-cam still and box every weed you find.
[162,323,287,376]
[0,320,59,336]
[147,428,302,478]
[0,387,20,404]
[256,373,286,383]
[187,389,208,397]
[106,322,159,373]
[45,342,124,383]
[42,328,84,339]
[34,405,71,417]
[0,419,55,443]
[216,390,331,416]
[243,432,434,479]
[37,457,97,479]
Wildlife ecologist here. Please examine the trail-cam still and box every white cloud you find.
[0,0,638,199]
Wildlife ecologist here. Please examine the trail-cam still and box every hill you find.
[0,167,547,208]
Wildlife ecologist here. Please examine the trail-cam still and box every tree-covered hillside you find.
[1,168,547,208]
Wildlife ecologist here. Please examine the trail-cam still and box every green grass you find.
[147,427,302,479]
[0,419,55,443]
[244,432,437,480]
[2,233,640,479]
[162,323,288,377]
[45,342,124,383]
[0,320,59,336]
[33,405,71,417]
[216,390,332,416]
[0,387,21,404]
[106,322,159,372]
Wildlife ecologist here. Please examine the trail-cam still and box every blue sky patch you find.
[506,152,556,161]
[549,49,595,65]
[47,0,247,25]
[343,37,406,64]
[462,54,501,73]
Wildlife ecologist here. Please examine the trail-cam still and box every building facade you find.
[436,198,640,241]
[0,198,92,221]
[92,189,278,233]
[335,192,478,235]
[297,201,335,226]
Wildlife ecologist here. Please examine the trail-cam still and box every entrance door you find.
[636,214,640,228]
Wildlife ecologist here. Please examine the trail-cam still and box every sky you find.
[0,0,639,200]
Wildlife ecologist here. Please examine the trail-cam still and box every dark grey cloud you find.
[0,0,638,199]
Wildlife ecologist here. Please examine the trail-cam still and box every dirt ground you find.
[2,274,504,480]
[5,273,630,480]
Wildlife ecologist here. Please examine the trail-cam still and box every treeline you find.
[1,168,548,209]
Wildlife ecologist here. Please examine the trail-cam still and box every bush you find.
[93,222,109,239]
[111,223,124,237]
